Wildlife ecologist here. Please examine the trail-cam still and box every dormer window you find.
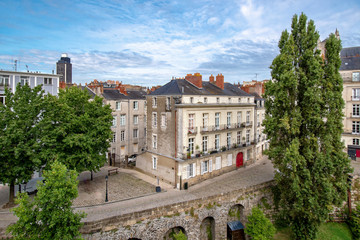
[190,97,194,103]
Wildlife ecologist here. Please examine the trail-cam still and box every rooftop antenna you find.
[254,73,258,81]
[14,60,18,71]
[26,65,29,72]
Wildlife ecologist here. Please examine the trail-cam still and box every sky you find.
[0,0,359,87]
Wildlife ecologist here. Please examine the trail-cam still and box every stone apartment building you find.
[0,70,60,104]
[340,46,360,159]
[136,73,257,189]
[87,81,147,165]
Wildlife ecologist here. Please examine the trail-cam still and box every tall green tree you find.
[245,207,275,240]
[7,161,86,240]
[264,13,352,239]
[0,84,46,205]
[39,87,113,172]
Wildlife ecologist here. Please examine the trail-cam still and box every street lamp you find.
[105,175,109,202]
[177,172,182,190]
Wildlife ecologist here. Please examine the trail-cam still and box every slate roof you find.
[250,92,264,100]
[80,86,96,99]
[150,79,252,97]
[340,47,360,71]
[102,89,147,100]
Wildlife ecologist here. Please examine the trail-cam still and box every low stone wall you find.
[82,181,275,240]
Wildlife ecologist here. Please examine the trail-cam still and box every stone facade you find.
[81,181,275,240]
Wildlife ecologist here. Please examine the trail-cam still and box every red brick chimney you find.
[185,73,202,88]
[215,73,224,89]
[209,74,215,83]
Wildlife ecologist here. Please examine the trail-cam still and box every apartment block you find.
[0,70,60,104]
[136,73,257,189]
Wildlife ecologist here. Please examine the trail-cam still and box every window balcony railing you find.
[351,113,360,118]
[352,96,360,101]
[245,121,253,127]
[180,142,254,160]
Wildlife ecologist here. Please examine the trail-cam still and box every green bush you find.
[245,207,275,240]
[348,205,360,239]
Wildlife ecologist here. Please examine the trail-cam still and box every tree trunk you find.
[91,171,93,181]
[9,182,15,205]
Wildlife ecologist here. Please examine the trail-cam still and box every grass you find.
[274,222,353,240]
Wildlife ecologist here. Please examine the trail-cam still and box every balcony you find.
[351,96,360,101]
[245,121,253,127]
[180,142,254,160]
[351,113,360,118]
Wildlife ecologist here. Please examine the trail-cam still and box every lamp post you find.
[177,172,182,190]
[105,175,108,202]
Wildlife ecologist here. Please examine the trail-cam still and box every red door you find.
[236,152,243,168]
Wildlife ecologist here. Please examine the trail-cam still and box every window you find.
[353,72,360,82]
[166,97,171,110]
[215,157,221,170]
[121,130,125,141]
[227,154,232,166]
[227,112,231,127]
[133,115,138,124]
[257,129,260,142]
[133,129,138,138]
[202,136,208,153]
[120,114,126,126]
[153,134,157,149]
[246,130,250,145]
[188,138,194,154]
[152,113,157,127]
[215,113,220,130]
[187,163,196,178]
[116,101,121,110]
[237,131,242,145]
[237,112,242,127]
[227,133,231,149]
[190,97,194,103]
[216,97,220,103]
[257,113,260,127]
[247,149,251,160]
[20,76,29,86]
[189,114,195,130]
[353,89,360,100]
[203,113,208,131]
[353,139,360,145]
[215,134,220,150]
[44,78,52,85]
[152,156,157,169]
[353,121,360,134]
[112,116,117,127]
[133,101,138,110]
[0,75,9,86]
[153,97,157,107]
[354,105,360,117]
[201,160,209,174]
[161,114,166,127]
[0,96,5,105]
[112,132,116,143]
[204,97,207,103]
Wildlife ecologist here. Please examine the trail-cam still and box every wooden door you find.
[236,152,243,168]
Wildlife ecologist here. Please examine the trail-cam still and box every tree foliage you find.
[263,13,352,239]
[0,84,46,204]
[173,230,187,240]
[244,207,275,240]
[39,87,113,172]
[348,205,360,240]
[7,161,86,240]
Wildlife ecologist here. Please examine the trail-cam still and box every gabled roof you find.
[340,47,360,71]
[127,90,147,99]
[80,86,96,99]
[150,79,252,97]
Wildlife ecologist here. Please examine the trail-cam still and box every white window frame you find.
[227,132,231,149]
[237,131,241,145]
[353,88,360,100]
[202,136,208,153]
[203,113,208,131]
[246,111,250,124]
[120,114,126,126]
[133,115,138,125]
[152,156,157,169]
[133,129,138,138]
[133,101,138,110]
[215,156,221,170]
[201,160,209,174]
[112,132,116,143]
[353,121,360,134]
[353,72,360,82]
[188,138,194,154]
[246,130,250,145]
[0,75,9,86]
[153,97,157,107]
[353,104,360,117]
[116,101,121,110]
[120,130,125,141]
[353,139,360,145]
[152,112,157,127]
[227,112,231,127]
[187,163,196,178]
[153,134,157,149]
[20,76,29,86]
[227,154,232,166]
[215,134,220,151]
[161,114,166,127]
[215,112,220,129]
[189,114,195,130]
[112,116,117,127]
[44,77,52,85]
[237,111,242,127]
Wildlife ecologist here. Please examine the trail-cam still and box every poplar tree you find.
[264,13,352,239]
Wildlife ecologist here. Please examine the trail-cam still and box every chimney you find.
[215,73,224,89]
[209,74,215,83]
[185,72,202,88]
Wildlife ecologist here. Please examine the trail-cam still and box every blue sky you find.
[0,0,359,86]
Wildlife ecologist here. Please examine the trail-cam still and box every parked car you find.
[25,177,45,194]
[123,154,137,163]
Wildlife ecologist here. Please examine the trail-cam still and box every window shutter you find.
[216,157,221,170]
[228,154,232,166]
[209,160,212,172]
[201,162,204,175]
[193,163,196,176]
[186,165,190,179]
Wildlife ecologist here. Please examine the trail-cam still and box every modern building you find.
[56,53,72,84]
[136,73,257,189]
[87,80,147,165]
[0,70,60,104]
[340,46,360,159]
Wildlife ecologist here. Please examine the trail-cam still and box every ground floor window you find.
[201,160,212,174]
[187,163,196,178]
[215,157,221,170]
[353,139,360,145]
[247,149,251,160]
[152,156,157,169]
